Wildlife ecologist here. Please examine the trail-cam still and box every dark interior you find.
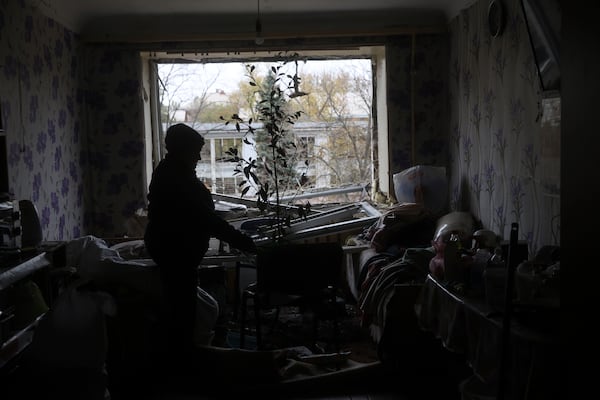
[0,0,594,398]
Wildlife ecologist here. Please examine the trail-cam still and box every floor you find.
[102,297,472,400]
[5,302,470,400]
[105,316,471,400]
[107,358,468,400]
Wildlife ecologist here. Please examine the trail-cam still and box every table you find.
[415,274,560,400]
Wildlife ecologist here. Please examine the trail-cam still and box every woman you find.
[144,123,256,367]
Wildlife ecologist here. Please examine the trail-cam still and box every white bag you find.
[393,165,448,216]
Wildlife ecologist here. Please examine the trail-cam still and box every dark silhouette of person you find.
[144,123,256,370]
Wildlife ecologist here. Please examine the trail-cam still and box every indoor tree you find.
[222,54,310,242]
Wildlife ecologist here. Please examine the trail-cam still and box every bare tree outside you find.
[294,63,373,189]
[157,58,373,200]
[158,63,245,123]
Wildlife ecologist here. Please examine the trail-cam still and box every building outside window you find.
[146,47,387,204]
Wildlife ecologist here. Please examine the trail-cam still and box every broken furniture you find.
[239,242,345,351]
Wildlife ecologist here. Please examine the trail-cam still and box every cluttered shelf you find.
[0,242,67,374]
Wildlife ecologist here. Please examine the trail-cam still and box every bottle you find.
[484,247,506,310]
[444,233,461,283]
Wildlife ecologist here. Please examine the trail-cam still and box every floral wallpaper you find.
[412,34,448,168]
[447,0,561,255]
[79,46,146,237]
[2,0,558,253]
[386,36,414,172]
[386,34,448,176]
[0,1,147,240]
[0,0,451,242]
[0,0,85,241]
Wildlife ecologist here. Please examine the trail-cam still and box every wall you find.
[0,0,85,240]
[78,35,449,237]
[79,45,147,237]
[562,4,600,397]
[0,1,147,240]
[0,1,449,240]
[447,0,560,255]
[386,34,449,184]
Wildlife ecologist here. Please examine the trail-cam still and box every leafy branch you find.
[221,56,311,241]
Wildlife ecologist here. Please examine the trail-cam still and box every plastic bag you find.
[393,165,448,216]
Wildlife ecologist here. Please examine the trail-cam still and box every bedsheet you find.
[347,245,434,344]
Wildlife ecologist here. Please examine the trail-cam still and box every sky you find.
[158,59,371,107]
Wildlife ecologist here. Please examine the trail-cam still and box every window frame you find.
[141,46,390,202]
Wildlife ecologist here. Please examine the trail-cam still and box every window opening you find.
[146,47,387,205]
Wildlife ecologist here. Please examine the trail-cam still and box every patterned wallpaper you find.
[1,0,560,254]
[79,46,146,237]
[386,34,448,177]
[386,36,414,173]
[447,0,561,255]
[0,0,85,240]
[0,1,146,240]
[0,0,449,241]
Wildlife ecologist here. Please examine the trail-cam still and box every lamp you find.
[255,0,264,45]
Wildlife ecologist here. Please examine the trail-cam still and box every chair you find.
[239,242,346,351]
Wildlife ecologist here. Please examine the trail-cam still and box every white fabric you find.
[66,235,161,296]
[66,235,219,344]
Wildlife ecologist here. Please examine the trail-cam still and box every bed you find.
[343,202,438,344]
[343,205,485,370]
[341,165,456,348]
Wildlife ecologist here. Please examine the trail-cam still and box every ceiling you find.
[29,0,475,42]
